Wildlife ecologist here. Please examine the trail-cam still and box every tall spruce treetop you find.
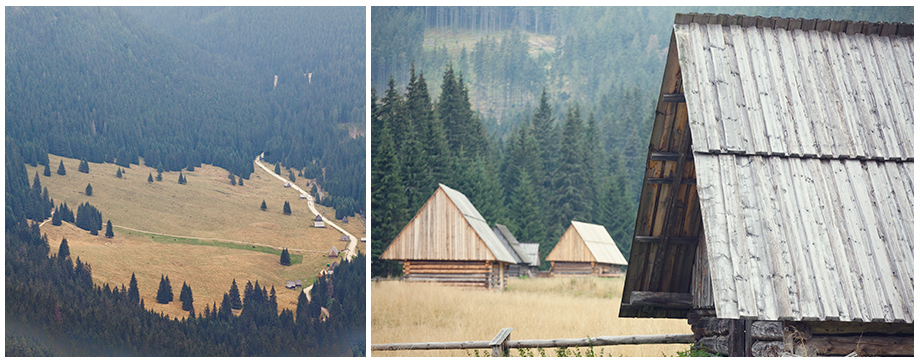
[531,89,556,192]
[551,105,591,235]
[370,90,408,278]
[58,238,70,261]
[228,279,242,310]
[128,273,140,305]
[43,163,51,177]
[438,64,484,159]
[410,70,451,190]
[57,159,66,175]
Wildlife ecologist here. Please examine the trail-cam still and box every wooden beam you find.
[634,236,699,245]
[650,151,694,161]
[663,93,686,103]
[646,177,696,185]
[628,291,693,309]
[490,327,513,357]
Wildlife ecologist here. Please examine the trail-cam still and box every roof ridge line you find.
[674,13,913,37]
[691,150,914,163]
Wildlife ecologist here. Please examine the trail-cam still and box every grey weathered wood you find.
[371,334,696,352]
[736,156,776,320]
[859,34,901,160]
[871,35,912,159]
[707,23,742,153]
[674,24,709,153]
[772,157,809,320]
[794,157,839,320]
[762,28,796,156]
[805,334,914,356]
[752,157,793,320]
[776,28,813,157]
[862,161,909,323]
[694,23,724,153]
[751,340,785,357]
[843,34,884,159]
[697,336,730,356]
[662,93,686,103]
[628,291,693,309]
[695,154,739,319]
[811,31,849,158]
[633,236,698,244]
[822,31,865,159]
[724,25,756,153]
[690,316,729,337]
[731,24,767,154]
[751,321,783,340]
[490,327,513,357]
[723,154,756,318]
[828,160,870,322]
[840,160,886,321]
[796,29,834,158]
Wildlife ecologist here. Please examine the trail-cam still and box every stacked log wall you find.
[403,260,506,289]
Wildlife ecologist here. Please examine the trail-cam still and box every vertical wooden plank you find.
[808,30,850,158]
[776,29,816,157]
[857,34,901,159]
[751,156,795,320]
[730,24,768,155]
[674,24,710,153]
[734,156,777,320]
[692,23,726,153]
[839,160,889,321]
[883,163,914,282]
[793,158,840,320]
[707,24,744,153]
[721,155,756,318]
[773,158,818,320]
[762,27,798,156]
[745,26,785,155]
[862,161,911,322]
[889,36,914,114]
[695,154,740,319]
[821,31,867,159]
[840,34,884,159]
[869,35,912,159]
[794,29,834,158]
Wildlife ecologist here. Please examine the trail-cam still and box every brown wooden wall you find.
[545,225,595,263]
[382,188,497,261]
[403,260,506,289]
[550,261,620,276]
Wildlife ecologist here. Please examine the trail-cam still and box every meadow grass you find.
[371,277,693,357]
[29,155,363,318]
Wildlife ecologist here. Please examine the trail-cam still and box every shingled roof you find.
[621,13,913,323]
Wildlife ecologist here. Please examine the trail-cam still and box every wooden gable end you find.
[545,224,596,263]
[381,187,498,261]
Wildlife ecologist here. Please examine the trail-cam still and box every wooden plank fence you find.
[371,327,695,357]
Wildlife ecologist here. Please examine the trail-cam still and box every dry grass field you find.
[371,277,693,357]
[28,155,365,318]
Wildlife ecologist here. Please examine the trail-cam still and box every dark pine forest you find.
[370,6,912,276]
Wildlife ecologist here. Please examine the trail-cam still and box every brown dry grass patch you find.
[29,155,365,318]
[371,277,692,357]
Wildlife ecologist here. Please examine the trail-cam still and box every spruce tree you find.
[228,279,242,309]
[85,183,93,196]
[148,173,154,183]
[116,168,123,178]
[238,176,243,186]
[179,282,189,306]
[280,248,291,266]
[229,173,236,186]
[128,273,140,305]
[552,106,591,234]
[156,171,162,182]
[57,159,66,175]
[51,207,62,226]
[178,172,186,184]
[370,91,409,277]
[165,275,174,302]
[274,162,281,175]
[289,170,296,183]
[43,163,51,177]
[105,220,114,238]
[78,159,89,173]
[283,201,292,215]
[58,238,70,261]
[181,284,194,311]
[260,200,267,211]
[156,275,169,304]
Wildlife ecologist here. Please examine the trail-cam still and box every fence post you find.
[490,327,514,357]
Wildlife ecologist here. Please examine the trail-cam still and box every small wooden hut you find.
[545,221,627,276]
[314,214,325,228]
[619,13,913,357]
[381,184,517,289]
[328,246,339,257]
[492,224,538,278]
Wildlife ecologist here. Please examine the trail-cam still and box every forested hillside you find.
[370,6,912,276]
[6,6,364,216]
[6,138,366,356]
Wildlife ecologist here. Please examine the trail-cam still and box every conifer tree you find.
[370,88,408,277]
[282,201,292,215]
[274,163,281,175]
[57,159,66,175]
[156,171,162,182]
[182,284,194,311]
[58,238,70,261]
[280,248,291,266]
[128,273,140,305]
[78,159,89,173]
[260,200,267,211]
[116,168,123,178]
[228,279,242,310]
[105,220,114,238]
[178,172,186,184]
[229,173,236,185]
[165,275,174,302]
[238,176,243,186]
[156,275,170,304]
[148,173,154,183]
[85,183,93,196]
[51,207,62,226]
[43,163,51,177]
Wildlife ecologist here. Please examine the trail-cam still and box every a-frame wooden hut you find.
[619,13,913,357]
[381,184,517,289]
[545,221,628,276]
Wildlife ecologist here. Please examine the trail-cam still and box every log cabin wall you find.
[403,260,506,289]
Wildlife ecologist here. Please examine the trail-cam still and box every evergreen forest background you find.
[370,6,913,276]
[6,6,365,356]
[6,6,365,217]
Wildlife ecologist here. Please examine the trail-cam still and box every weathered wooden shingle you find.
[621,13,913,323]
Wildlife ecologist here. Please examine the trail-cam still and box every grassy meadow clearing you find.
[371,277,693,357]
[28,155,365,318]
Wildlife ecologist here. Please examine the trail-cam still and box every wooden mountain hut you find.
[492,224,538,278]
[545,221,628,276]
[619,13,913,357]
[381,184,517,289]
[314,214,325,228]
[519,242,541,274]
[328,246,340,257]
